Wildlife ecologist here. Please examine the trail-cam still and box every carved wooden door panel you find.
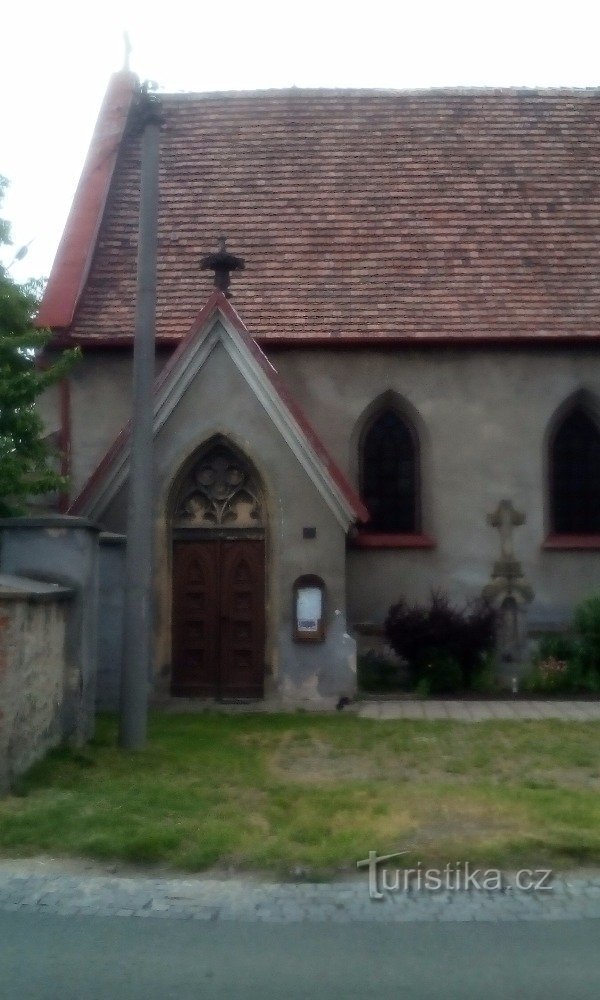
[172,541,220,696]
[171,539,265,698]
[219,540,265,698]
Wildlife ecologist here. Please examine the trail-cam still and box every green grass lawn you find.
[1,713,599,876]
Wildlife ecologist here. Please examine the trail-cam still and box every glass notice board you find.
[293,576,325,642]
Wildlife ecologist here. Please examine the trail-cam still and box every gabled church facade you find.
[35,71,600,705]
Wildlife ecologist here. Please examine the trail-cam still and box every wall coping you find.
[0,516,101,532]
[542,534,600,550]
[350,532,437,549]
[99,532,127,546]
[0,574,73,602]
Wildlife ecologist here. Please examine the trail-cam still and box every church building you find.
[35,71,600,706]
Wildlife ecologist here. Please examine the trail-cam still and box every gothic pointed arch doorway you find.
[170,438,266,698]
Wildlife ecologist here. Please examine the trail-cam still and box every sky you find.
[2,0,599,284]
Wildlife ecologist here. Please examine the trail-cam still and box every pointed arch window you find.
[361,409,419,534]
[550,407,600,534]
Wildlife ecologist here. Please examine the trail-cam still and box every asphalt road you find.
[0,911,598,999]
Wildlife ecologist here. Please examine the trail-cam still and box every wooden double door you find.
[171,538,265,698]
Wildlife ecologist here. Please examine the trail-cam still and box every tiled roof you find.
[42,81,600,343]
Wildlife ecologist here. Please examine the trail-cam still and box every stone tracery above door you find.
[173,443,264,530]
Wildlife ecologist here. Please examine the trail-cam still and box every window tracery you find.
[173,445,263,529]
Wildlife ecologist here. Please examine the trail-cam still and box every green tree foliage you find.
[0,176,78,515]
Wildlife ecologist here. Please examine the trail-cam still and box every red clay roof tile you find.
[40,84,600,344]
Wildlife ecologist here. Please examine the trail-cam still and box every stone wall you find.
[0,576,72,792]
[0,516,100,744]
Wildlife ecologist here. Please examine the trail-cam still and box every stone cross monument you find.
[483,500,534,682]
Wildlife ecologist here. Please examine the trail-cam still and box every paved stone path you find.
[0,865,598,924]
[356,700,600,721]
[160,697,600,720]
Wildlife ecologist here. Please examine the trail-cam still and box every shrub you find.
[357,651,408,693]
[574,595,600,678]
[470,652,501,695]
[418,652,464,695]
[524,652,578,694]
[525,612,600,695]
[534,633,578,664]
[384,591,496,693]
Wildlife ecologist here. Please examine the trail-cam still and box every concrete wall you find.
[96,534,126,711]
[271,346,600,627]
[0,577,71,792]
[101,336,356,706]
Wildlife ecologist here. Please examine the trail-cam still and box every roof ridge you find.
[36,70,138,330]
[157,85,600,99]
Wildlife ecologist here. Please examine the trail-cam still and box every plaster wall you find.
[100,337,355,705]
[35,380,60,438]
[38,350,168,502]
[44,340,600,641]
[271,346,600,627]
[62,352,133,499]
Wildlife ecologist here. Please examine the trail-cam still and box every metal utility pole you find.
[119,87,161,749]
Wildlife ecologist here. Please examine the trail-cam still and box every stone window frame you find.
[543,391,600,550]
[350,391,435,550]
